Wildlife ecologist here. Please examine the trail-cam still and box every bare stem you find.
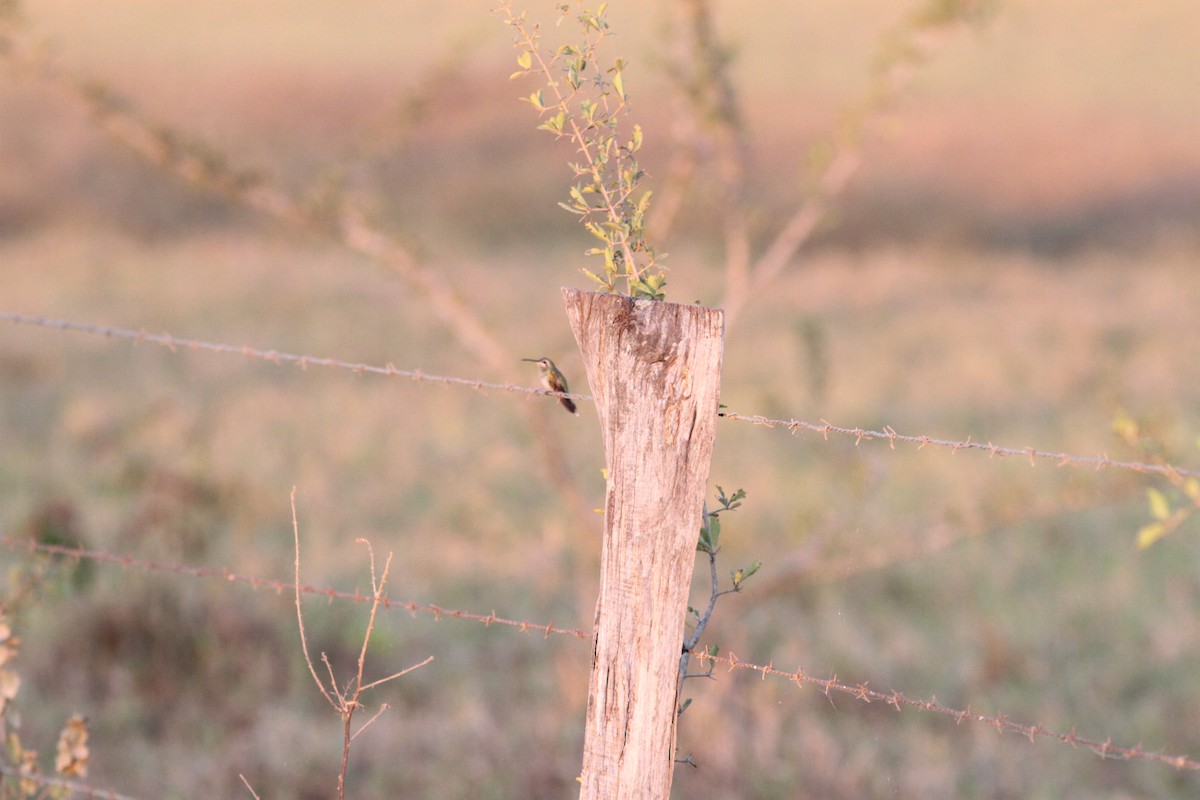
[292,488,337,711]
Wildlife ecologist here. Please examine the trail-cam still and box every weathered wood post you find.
[563,288,724,800]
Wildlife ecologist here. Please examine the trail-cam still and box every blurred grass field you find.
[3,1,1200,797]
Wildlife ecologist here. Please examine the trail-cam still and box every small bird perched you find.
[522,357,577,414]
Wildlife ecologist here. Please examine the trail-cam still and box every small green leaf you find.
[521,90,545,110]
[1137,521,1166,549]
[517,50,532,70]
[612,70,625,101]
[1111,411,1139,443]
[581,268,611,289]
[635,189,652,214]
[1148,487,1171,521]
[536,110,567,134]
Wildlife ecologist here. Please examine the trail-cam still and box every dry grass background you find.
[3,1,1200,797]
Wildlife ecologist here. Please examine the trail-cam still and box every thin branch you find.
[0,18,509,373]
[361,655,435,694]
[350,703,391,743]
[722,1,992,326]
[292,488,338,710]
[656,0,751,294]
[353,538,388,700]
[239,774,262,800]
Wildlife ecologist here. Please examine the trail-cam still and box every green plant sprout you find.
[1113,412,1200,548]
[499,2,667,300]
[676,486,759,767]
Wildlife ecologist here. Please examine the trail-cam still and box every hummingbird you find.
[522,357,577,414]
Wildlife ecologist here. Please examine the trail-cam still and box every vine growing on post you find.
[676,486,758,766]
[498,2,667,300]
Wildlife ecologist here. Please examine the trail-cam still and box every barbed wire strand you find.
[0,311,589,407]
[719,412,1200,478]
[690,649,1200,772]
[6,310,1198,480]
[7,535,1197,773]
[1,536,588,640]
[0,765,144,800]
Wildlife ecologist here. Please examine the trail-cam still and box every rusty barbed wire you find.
[0,536,588,640]
[7,536,1199,773]
[6,310,1198,480]
[0,765,144,800]
[720,411,1200,479]
[0,311,590,409]
[690,649,1200,772]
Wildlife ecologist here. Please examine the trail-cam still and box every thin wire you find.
[5,310,1197,479]
[692,650,1200,771]
[2,536,588,640]
[720,412,1200,478]
[0,311,590,406]
[8,536,1198,773]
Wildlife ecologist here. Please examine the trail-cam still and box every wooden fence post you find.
[563,288,724,800]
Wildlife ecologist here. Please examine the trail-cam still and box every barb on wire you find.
[0,765,144,800]
[7,309,1197,480]
[0,311,591,410]
[691,650,1200,772]
[719,411,1200,479]
[1,536,588,641]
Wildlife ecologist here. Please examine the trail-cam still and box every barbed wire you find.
[0,765,144,800]
[5,310,1197,481]
[5,5,1192,792]
[720,412,1200,479]
[0,311,589,408]
[1,536,588,640]
[8,535,1197,774]
[690,650,1200,772]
